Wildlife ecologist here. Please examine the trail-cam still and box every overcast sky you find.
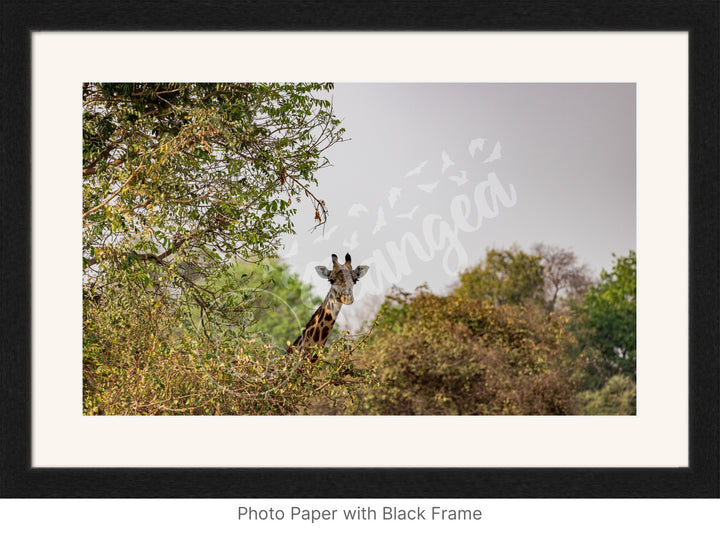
[278,83,636,307]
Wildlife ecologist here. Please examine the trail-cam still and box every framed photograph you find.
[1,1,717,498]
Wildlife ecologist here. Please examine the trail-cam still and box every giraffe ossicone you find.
[288,252,370,363]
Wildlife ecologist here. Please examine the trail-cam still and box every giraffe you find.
[288,253,369,363]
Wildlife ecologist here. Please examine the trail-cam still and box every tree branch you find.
[82,164,146,219]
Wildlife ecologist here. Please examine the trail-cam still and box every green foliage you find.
[83,271,372,415]
[82,82,372,415]
[221,260,323,350]
[575,375,636,415]
[338,245,634,416]
[82,104,636,424]
[349,288,578,415]
[83,82,344,322]
[578,251,636,381]
[454,245,545,307]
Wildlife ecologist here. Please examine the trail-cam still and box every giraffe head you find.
[315,253,369,305]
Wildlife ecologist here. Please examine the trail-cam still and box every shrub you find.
[575,375,636,415]
[347,288,578,415]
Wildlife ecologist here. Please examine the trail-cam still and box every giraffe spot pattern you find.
[324,311,333,322]
[313,329,321,342]
[321,326,330,340]
[303,329,314,343]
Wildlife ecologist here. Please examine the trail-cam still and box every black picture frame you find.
[1,0,718,498]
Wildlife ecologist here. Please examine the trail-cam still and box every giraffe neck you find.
[289,291,343,362]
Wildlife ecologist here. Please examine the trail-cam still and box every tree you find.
[532,243,594,312]
[579,251,636,380]
[349,287,578,415]
[82,83,364,415]
[83,285,373,415]
[83,82,343,319]
[83,256,373,416]
[454,245,545,307]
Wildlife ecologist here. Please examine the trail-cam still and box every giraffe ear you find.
[315,266,331,279]
[353,265,370,280]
